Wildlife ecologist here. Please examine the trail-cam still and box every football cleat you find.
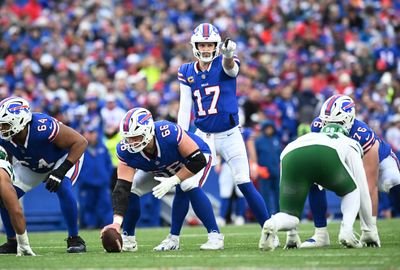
[122,234,138,252]
[153,234,179,251]
[300,228,330,248]
[233,216,245,226]
[0,238,17,254]
[66,235,86,253]
[284,230,301,249]
[338,230,362,248]
[259,220,277,251]
[200,232,224,250]
[360,230,381,248]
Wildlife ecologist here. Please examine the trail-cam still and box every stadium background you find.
[0,0,399,231]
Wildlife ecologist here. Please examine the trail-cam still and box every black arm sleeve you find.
[185,149,207,174]
[112,179,132,217]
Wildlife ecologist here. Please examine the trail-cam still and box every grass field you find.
[0,219,399,269]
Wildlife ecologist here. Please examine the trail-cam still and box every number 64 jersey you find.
[116,120,211,177]
[178,55,241,133]
[0,113,68,173]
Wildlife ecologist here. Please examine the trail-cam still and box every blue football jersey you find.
[0,113,67,173]
[178,55,241,133]
[311,117,392,162]
[116,120,211,177]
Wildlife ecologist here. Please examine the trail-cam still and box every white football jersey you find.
[281,132,363,162]
[0,159,15,183]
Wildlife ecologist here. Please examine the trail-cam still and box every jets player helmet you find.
[0,97,32,141]
[119,107,155,153]
[190,23,222,62]
[319,95,355,132]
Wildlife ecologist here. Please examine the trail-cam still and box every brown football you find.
[101,228,122,253]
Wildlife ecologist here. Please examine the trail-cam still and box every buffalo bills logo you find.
[137,112,152,125]
[7,102,29,115]
[341,101,354,113]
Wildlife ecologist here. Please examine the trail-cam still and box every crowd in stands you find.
[1,0,399,223]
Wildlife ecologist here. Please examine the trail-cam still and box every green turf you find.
[0,219,399,269]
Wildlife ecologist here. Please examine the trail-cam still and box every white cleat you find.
[259,220,277,251]
[300,228,330,248]
[360,230,381,248]
[122,234,138,252]
[338,225,362,249]
[233,216,245,226]
[284,230,301,249]
[153,234,180,251]
[200,232,224,250]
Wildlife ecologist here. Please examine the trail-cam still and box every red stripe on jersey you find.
[48,120,60,142]
[70,161,80,185]
[198,156,212,187]
[177,125,183,144]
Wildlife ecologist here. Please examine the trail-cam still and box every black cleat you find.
[66,236,86,253]
[0,238,17,254]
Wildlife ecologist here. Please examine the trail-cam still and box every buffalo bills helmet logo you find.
[7,102,30,115]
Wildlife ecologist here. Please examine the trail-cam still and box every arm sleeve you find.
[222,58,240,77]
[345,147,374,231]
[177,83,193,131]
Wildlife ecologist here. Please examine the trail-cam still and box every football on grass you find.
[101,228,122,252]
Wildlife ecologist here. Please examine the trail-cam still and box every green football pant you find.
[280,145,357,218]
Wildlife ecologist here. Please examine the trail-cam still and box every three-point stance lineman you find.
[101,108,223,251]
[0,146,35,256]
[259,124,376,251]
[0,97,87,253]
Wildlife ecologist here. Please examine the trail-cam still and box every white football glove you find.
[17,244,36,256]
[220,38,236,59]
[16,231,36,256]
[152,175,181,199]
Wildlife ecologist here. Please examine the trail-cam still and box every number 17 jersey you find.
[178,55,241,133]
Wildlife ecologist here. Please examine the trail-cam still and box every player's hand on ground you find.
[17,245,36,256]
[220,38,236,58]
[101,223,121,238]
[152,175,181,199]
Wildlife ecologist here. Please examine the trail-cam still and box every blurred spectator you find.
[385,114,400,157]
[255,120,281,215]
[77,126,113,229]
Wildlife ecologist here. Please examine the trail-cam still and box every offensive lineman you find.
[102,108,223,251]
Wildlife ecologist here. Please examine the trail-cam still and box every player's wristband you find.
[113,215,123,226]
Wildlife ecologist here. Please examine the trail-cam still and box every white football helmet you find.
[190,23,221,62]
[0,97,32,141]
[119,107,155,153]
[319,95,355,132]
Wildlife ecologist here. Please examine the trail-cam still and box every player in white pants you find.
[0,146,35,256]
